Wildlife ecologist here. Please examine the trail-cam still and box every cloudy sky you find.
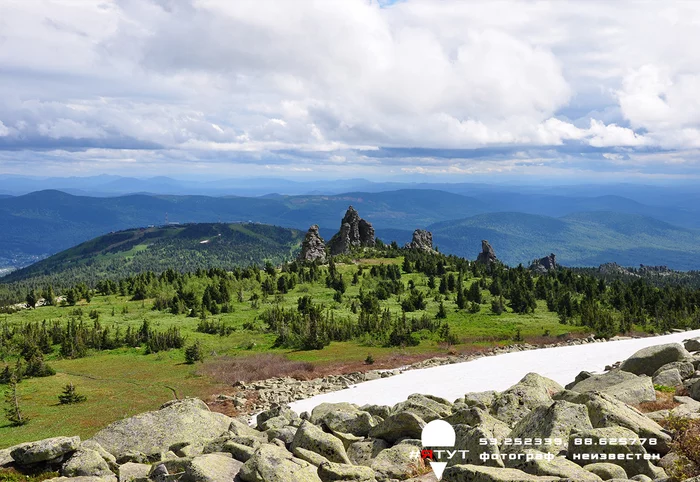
[1,0,700,181]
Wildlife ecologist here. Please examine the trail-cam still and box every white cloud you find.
[1,0,700,177]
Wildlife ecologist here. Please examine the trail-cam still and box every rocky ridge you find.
[6,338,700,481]
[476,240,498,266]
[298,225,327,263]
[404,230,434,252]
[530,254,557,274]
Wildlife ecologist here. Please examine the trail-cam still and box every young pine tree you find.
[58,382,87,405]
[4,375,29,426]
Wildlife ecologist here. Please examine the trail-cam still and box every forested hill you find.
[2,223,303,290]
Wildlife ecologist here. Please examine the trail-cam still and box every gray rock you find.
[266,426,298,447]
[61,448,113,478]
[461,390,498,410]
[583,462,628,480]
[685,338,700,352]
[317,461,376,481]
[505,449,602,481]
[405,230,434,252]
[80,441,117,468]
[369,411,426,444]
[653,361,696,380]
[581,392,672,454]
[653,368,683,388]
[392,394,452,422]
[181,453,243,482]
[567,427,663,479]
[44,477,117,482]
[239,443,321,482]
[370,443,426,481]
[256,405,299,431]
[442,464,560,481]
[347,439,389,467]
[0,447,15,466]
[565,371,593,390]
[451,425,504,468]
[530,254,557,274]
[619,343,691,376]
[629,475,653,482]
[444,407,511,442]
[568,370,656,405]
[505,400,593,454]
[11,436,81,465]
[328,207,375,255]
[310,402,376,437]
[359,405,392,420]
[491,373,563,426]
[298,225,327,263]
[292,446,329,467]
[290,420,351,464]
[476,240,498,266]
[670,395,700,418]
[90,399,231,459]
[117,462,150,482]
[690,378,700,401]
[222,441,258,462]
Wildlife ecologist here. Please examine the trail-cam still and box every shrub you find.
[666,415,700,480]
[184,341,204,364]
[364,354,375,365]
[654,384,676,393]
[58,383,87,405]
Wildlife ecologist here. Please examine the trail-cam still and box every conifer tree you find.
[58,382,87,405]
[4,374,29,426]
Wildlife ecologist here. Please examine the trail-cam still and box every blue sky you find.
[1,0,700,182]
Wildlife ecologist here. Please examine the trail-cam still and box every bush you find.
[58,383,87,405]
[654,384,676,393]
[666,415,700,480]
[364,354,375,365]
[184,341,204,364]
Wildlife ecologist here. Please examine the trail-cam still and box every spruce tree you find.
[4,375,29,426]
[58,382,87,405]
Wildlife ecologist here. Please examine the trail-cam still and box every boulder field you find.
[3,339,700,481]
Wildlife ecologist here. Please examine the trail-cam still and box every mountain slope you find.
[429,211,700,269]
[3,223,303,286]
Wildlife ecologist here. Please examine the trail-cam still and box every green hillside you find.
[2,223,303,289]
[430,211,700,269]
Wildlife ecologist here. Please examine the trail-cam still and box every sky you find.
[1,0,700,182]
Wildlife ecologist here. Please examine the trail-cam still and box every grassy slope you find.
[0,258,584,447]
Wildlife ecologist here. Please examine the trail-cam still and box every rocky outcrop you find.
[327,206,375,256]
[619,343,691,376]
[404,230,433,251]
[530,254,557,273]
[298,225,327,263]
[476,240,498,266]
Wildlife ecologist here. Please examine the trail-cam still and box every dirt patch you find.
[636,390,681,413]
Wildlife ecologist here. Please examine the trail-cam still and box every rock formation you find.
[476,239,498,265]
[531,253,557,273]
[327,206,375,256]
[404,229,433,251]
[298,225,327,263]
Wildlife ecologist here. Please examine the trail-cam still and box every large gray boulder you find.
[490,373,563,426]
[117,462,150,482]
[653,368,683,388]
[181,453,243,482]
[445,407,511,442]
[460,391,498,410]
[568,370,656,405]
[685,338,700,352]
[505,449,602,481]
[11,436,81,465]
[567,427,664,479]
[369,412,425,444]
[653,361,696,380]
[581,392,671,454]
[370,443,426,481]
[239,443,321,482]
[583,462,628,480]
[317,461,376,482]
[442,464,560,481]
[451,425,504,468]
[61,448,113,478]
[310,403,376,437]
[476,240,498,266]
[505,401,593,454]
[90,399,231,459]
[392,394,452,422]
[290,421,351,464]
[619,343,691,376]
[347,439,389,467]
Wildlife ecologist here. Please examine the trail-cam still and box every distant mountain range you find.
[2,183,700,272]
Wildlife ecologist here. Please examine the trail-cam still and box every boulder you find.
[90,399,231,459]
[619,343,691,376]
[505,401,593,454]
[298,225,327,263]
[670,396,700,418]
[310,402,376,437]
[11,436,81,465]
[581,392,671,454]
[117,462,150,482]
[653,368,683,388]
[567,426,663,479]
[370,443,426,481]
[476,240,498,266]
[44,477,117,482]
[181,453,243,482]
[505,449,602,481]
[392,394,452,422]
[256,406,300,431]
[405,230,434,251]
[442,464,560,481]
[568,370,656,404]
[685,338,700,352]
[451,425,504,468]
[61,448,113,478]
[266,426,298,447]
[317,461,377,482]
[460,391,498,410]
[293,446,330,467]
[369,412,426,444]
[445,407,511,442]
[653,361,696,380]
[360,405,392,420]
[290,420,351,464]
[238,443,321,482]
[530,254,557,274]
[347,439,389,467]
[490,373,563,426]
[583,462,628,480]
